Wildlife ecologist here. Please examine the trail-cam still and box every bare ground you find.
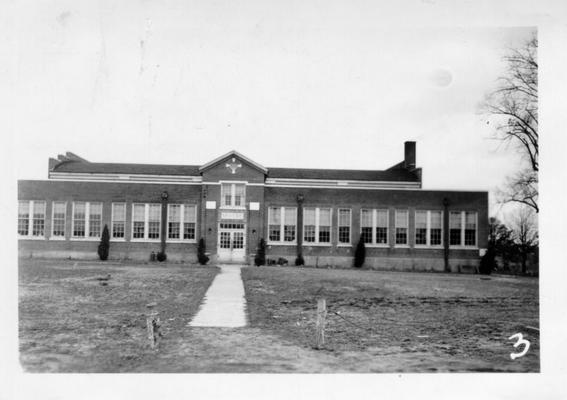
[19,260,539,372]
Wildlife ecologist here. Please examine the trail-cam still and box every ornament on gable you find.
[225,158,242,174]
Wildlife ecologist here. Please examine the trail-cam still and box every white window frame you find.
[18,200,46,240]
[449,211,478,249]
[395,209,409,247]
[131,203,161,242]
[220,182,247,209]
[71,202,103,241]
[51,201,67,240]
[267,206,297,245]
[414,210,443,248]
[337,208,352,246]
[303,207,332,246]
[167,204,198,243]
[360,208,389,247]
[111,202,126,241]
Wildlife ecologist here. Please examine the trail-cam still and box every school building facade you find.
[17,142,488,271]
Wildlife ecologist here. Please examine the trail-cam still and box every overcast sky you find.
[9,1,555,218]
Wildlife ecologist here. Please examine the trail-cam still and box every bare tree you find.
[508,206,538,275]
[482,33,538,212]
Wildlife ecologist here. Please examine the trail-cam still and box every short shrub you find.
[156,251,167,262]
[479,247,497,275]
[198,238,209,265]
[277,257,289,266]
[97,224,110,261]
[354,238,366,268]
[295,254,304,266]
[254,238,266,266]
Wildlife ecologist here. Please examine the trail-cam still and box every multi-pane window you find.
[338,209,351,244]
[133,204,146,239]
[464,212,477,246]
[415,211,428,245]
[449,211,462,245]
[89,203,102,237]
[360,209,388,245]
[415,210,443,247]
[395,210,408,245]
[72,202,102,238]
[73,202,86,237]
[430,211,443,245]
[376,210,388,244]
[303,207,332,244]
[221,183,246,208]
[111,203,126,239]
[132,203,161,240]
[360,209,373,244]
[18,200,46,238]
[148,204,161,239]
[449,211,478,247]
[52,201,66,237]
[168,204,197,241]
[18,201,30,236]
[268,207,297,243]
[183,205,197,240]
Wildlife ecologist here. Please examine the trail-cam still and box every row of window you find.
[18,201,197,241]
[268,207,478,247]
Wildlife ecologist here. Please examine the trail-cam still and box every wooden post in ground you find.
[146,302,161,349]
[315,298,327,350]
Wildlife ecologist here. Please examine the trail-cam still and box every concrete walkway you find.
[189,264,247,328]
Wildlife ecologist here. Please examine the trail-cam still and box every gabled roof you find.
[48,150,420,183]
[198,150,268,174]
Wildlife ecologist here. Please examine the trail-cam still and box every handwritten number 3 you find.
[508,333,530,360]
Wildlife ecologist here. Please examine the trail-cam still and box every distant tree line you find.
[487,207,538,275]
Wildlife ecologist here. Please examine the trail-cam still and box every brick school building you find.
[17,142,488,271]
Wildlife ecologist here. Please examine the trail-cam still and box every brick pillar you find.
[160,191,169,254]
[443,197,450,272]
[296,194,304,261]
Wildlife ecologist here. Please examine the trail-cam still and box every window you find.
[415,210,443,247]
[395,210,408,245]
[376,210,388,244]
[18,200,46,238]
[464,212,477,246]
[221,183,246,208]
[415,211,428,245]
[449,211,462,245]
[72,202,102,238]
[18,201,30,236]
[132,203,161,240]
[111,203,126,239]
[132,204,146,239]
[52,201,66,238]
[148,204,161,239]
[303,207,332,244]
[268,207,297,243]
[360,209,389,245]
[167,204,197,241]
[338,209,351,244]
[430,211,443,245]
[449,211,478,247]
[89,203,102,237]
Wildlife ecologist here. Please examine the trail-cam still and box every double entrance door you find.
[217,222,246,263]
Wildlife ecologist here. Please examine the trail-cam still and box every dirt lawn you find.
[19,260,539,372]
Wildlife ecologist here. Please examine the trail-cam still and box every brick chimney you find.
[404,141,416,170]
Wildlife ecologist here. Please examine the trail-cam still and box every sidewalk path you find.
[189,264,247,327]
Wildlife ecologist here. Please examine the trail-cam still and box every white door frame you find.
[217,222,246,263]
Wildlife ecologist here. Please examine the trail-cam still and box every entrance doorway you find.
[217,222,246,263]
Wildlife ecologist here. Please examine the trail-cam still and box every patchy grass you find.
[19,258,218,372]
[242,266,540,372]
[20,260,540,373]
